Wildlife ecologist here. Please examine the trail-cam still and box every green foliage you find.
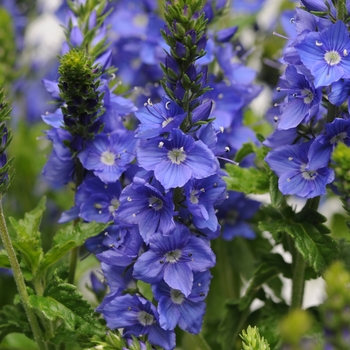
[28,271,105,347]
[225,164,270,194]
[332,143,350,227]
[37,221,108,278]
[279,309,319,349]
[259,204,339,275]
[321,261,350,350]
[0,303,31,343]
[240,326,270,350]
[160,0,212,127]
[0,250,10,269]
[0,89,13,196]
[0,9,16,89]
[8,198,45,280]
[66,0,111,58]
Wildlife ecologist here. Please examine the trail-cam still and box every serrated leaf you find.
[0,304,31,342]
[28,272,105,346]
[225,164,269,194]
[285,222,339,274]
[269,173,284,207]
[38,221,108,276]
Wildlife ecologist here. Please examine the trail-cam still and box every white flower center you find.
[148,196,163,211]
[100,150,116,165]
[302,89,314,104]
[301,164,317,180]
[162,117,174,128]
[167,147,186,165]
[324,50,341,66]
[165,249,181,263]
[170,289,184,304]
[190,190,199,204]
[108,198,120,214]
[330,131,347,144]
[137,311,154,326]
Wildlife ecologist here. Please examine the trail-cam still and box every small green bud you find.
[240,325,270,350]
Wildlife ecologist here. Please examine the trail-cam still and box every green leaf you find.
[8,198,46,279]
[8,197,46,240]
[234,142,254,163]
[285,222,339,274]
[28,272,105,346]
[238,253,290,310]
[0,250,10,269]
[260,219,339,274]
[217,302,246,350]
[269,173,284,207]
[0,304,31,342]
[225,164,269,194]
[37,221,108,276]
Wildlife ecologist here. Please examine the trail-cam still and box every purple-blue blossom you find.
[295,21,350,88]
[96,294,176,350]
[265,141,335,198]
[115,176,177,243]
[136,128,219,189]
[78,130,138,183]
[133,224,216,297]
[152,270,211,333]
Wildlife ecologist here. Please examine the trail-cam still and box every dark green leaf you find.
[217,302,246,350]
[0,304,31,342]
[285,222,339,274]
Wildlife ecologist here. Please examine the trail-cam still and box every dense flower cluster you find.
[265,1,350,198]
[41,1,262,348]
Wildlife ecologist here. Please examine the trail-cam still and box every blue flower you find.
[101,262,137,295]
[42,128,75,185]
[78,130,138,183]
[137,128,218,189]
[115,177,177,243]
[296,21,350,88]
[308,118,350,169]
[135,96,186,139]
[133,224,216,297]
[152,271,211,333]
[216,191,260,240]
[96,294,176,350]
[265,142,335,198]
[76,176,122,223]
[97,225,145,267]
[276,65,322,130]
[183,175,227,232]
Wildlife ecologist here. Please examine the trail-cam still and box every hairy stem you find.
[0,200,47,350]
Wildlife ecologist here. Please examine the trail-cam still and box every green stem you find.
[0,200,47,350]
[290,249,306,310]
[67,245,79,285]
